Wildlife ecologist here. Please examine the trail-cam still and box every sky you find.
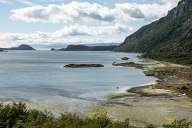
[0,0,180,48]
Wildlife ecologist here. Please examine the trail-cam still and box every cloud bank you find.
[0,0,180,47]
[0,0,34,5]
[0,24,131,47]
[10,1,176,23]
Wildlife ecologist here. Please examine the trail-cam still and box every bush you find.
[0,103,191,128]
[163,120,192,128]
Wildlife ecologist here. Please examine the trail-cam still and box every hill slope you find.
[116,0,192,64]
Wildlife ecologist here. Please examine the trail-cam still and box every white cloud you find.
[10,0,178,23]
[10,2,114,23]
[0,24,132,47]
[0,0,180,48]
[0,0,34,5]
[161,0,180,6]
[57,24,133,36]
[115,2,173,22]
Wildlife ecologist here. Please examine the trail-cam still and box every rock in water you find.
[121,57,129,60]
[51,48,56,51]
[112,62,144,69]
[64,64,104,68]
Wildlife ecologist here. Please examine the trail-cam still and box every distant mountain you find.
[116,0,192,64]
[32,43,119,50]
[32,43,68,50]
[52,44,118,51]
[2,44,35,50]
[85,43,120,47]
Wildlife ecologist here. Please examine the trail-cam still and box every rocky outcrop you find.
[51,48,56,51]
[112,62,144,69]
[64,64,104,68]
[121,57,129,60]
[168,0,192,18]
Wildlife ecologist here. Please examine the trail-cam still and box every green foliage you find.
[163,119,192,128]
[0,102,28,128]
[0,103,191,128]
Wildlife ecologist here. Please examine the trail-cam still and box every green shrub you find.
[0,103,191,128]
[163,119,192,128]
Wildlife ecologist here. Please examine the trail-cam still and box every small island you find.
[112,62,144,69]
[0,44,35,51]
[64,64,104,68]
[121,57,129,60]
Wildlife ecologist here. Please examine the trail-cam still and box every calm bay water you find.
[0,51,156,113]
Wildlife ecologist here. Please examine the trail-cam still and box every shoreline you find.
[118,81,158,94]
[121,59,192,98]
[0,52,191,127]
[112,57,160,94]
[88,59,192,127]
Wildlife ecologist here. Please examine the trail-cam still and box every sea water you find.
[0,51,157,113]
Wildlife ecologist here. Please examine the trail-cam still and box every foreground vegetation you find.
[0,103,191,128]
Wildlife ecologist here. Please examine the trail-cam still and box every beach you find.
[87,60,192,127]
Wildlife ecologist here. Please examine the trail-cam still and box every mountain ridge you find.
[116,0,192,64]
[52,44,118,51]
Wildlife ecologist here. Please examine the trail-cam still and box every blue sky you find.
[0,0,179,48]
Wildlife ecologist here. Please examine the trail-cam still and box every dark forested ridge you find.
[116,0,192,65]
[53,44,117,51]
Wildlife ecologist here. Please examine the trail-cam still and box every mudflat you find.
[88,61,192,127]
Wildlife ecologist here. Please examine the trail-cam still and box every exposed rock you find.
[144,70,156,76]
[112,62,144,69]
[64,64,104,68]
[121,57,129,60]
[51,48,56,51]
[168,0,192,18]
